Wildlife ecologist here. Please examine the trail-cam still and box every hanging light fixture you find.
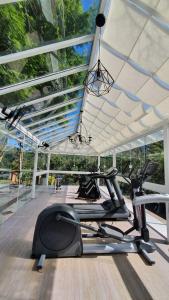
[68,111,92,148]
[84,13,114,97]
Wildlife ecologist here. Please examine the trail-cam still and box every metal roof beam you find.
[0,0,24,4]
[22,97,81,120]
[0,64,88,95]
[0,35,94,65]
[0,108,40,145]
[25,107,78,128]
[12,85,83,109]
[30,113,79,134]
[37,120,76,138]
[46,126,75,142]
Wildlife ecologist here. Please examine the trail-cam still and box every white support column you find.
[31,148,38,199]
[45,153,51,186]
[166,203,169,243]
[163,126,169,242]
[113,149,116,168]
[97,155,101,186]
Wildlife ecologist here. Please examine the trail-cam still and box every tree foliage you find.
[0,0,98,107]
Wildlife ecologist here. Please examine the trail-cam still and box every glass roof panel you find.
[37,119,76,139]
[0,71,86,107]
[0,0,99,55]
[0,42,92,88]
[24,89,83,114]
[46,129,74,143]
[43,125,75,141]
[30,112,79,134]
[22,100,81,126]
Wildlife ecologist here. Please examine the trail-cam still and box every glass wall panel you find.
[0,133,34,224]
[0,0,99,55]
[116,152,122,174]
[50,154,97,172]
[145,140,164,184]
[116,141,164,184]
[38,152,47,170]
[115,130,165,219]
[49,154,98,185]
[0,71,86,107]
[100,156,112,172]
[0,42,92,87]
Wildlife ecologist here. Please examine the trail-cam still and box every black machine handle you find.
[140,160,159,181]
[91,167,118,179]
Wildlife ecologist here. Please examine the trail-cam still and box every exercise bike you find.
[32,160,162,270]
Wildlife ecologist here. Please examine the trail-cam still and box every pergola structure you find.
[1,0,169,239]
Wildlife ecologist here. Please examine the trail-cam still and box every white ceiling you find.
[78,0,169,155]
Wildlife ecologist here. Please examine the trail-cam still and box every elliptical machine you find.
[32,160,161,270]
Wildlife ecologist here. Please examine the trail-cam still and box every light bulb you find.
[93,71,102,91]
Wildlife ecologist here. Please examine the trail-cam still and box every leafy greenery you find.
[0,0,98,107]
[116,141,164,184]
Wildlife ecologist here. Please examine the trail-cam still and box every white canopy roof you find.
[81,0,169,155]
[0,0,169,155]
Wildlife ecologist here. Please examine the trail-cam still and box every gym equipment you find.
[32,160,162,270]
[77,173,101,200]
[70,167,130,221]
[54,175,62,193]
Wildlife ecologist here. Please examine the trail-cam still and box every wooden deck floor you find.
[0,185,169,300]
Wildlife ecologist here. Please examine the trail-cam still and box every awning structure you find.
[0,0,169,156]
[82,0,169,155]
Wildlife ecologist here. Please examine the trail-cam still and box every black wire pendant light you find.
[84,14,114,97]
[68,111,92,148]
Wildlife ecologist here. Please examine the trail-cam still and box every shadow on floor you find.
[0,238,33,259]
[113,254,154,300]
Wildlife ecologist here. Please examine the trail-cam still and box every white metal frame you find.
[0,35,94,65]
[12,85,83,109]
[30,113,80,134]
[47,127,75,142]
[45,153,51,187]
[0,64,88,95]
[31,148,38,198]
[37,120,76,139]
[22,97,81,120]
[0,0,23,4]
[0,108,40,145]
[25,107,78,128]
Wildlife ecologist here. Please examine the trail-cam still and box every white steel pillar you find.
[97,155,101,186]
[45,153,51,186]
[113,149,116,168]
[163,126,169,242]
[32,148,38,199]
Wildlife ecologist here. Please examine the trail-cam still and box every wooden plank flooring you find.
[0,185,169,300]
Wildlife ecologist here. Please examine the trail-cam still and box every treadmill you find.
[70,167,130,221]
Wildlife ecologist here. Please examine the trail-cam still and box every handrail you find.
[134,194,169,206]
[134,193,169,243]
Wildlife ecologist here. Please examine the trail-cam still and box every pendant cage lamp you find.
[84,13,114,97]
[68,111,92,148]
